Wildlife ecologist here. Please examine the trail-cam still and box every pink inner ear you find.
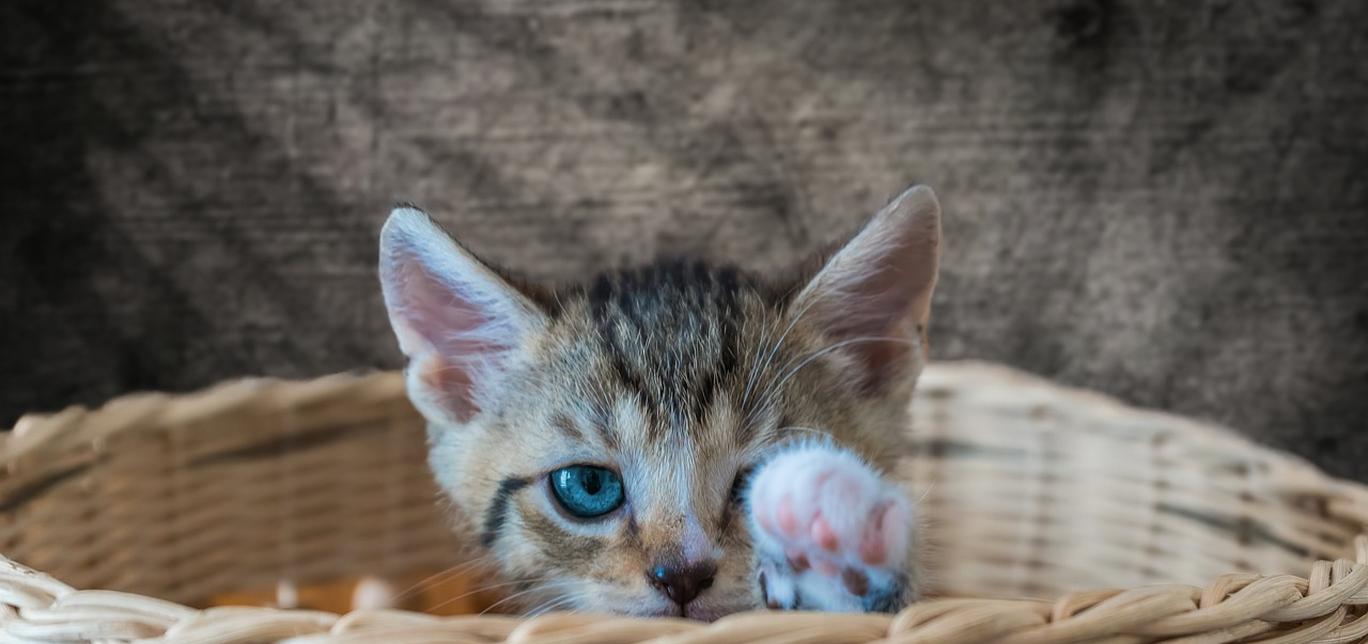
[802,191,939,394]
[386,247,509,422]
[819,231,929,340]
[816,257,921,394]
[417,357,478,422]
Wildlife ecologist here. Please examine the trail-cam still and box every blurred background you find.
[1,1,1363,481]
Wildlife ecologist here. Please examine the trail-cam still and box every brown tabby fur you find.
[424,260,919,615]
[383,186,939,616]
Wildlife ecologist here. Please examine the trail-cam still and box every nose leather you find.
[647,560,717,607]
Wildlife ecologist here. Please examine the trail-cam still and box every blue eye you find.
[549,465,625,518]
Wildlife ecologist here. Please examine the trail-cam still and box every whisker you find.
[739,391,779,438]
[423,575,562,614]
[742,247,881,419]
[740,424,833,463]
[390,555,495,604]
[524,597,557,617]
[524,593,577,617]
[742,296,823,415]
[739,320,774,410]
[759,335,917,411]
[478,580,577,616]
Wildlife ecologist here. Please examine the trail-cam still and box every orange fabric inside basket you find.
[207,570,506,615]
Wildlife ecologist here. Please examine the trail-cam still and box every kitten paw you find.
[747,444,916,612]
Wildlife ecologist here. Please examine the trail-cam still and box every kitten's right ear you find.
[379,207,547,425]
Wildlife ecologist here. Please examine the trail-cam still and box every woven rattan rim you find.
[2,538,1367,643]
[4,363,1367,642]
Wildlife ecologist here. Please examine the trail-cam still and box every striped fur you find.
[380,186,941,619]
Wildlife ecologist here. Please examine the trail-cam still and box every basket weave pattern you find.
[3,362,1366,643]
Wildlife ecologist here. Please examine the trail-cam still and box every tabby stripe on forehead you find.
[550,413,584,441]
[480,476,530,548]
[592,412,620,451]
[590,299,665,429]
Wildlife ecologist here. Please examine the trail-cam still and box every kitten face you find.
[380,187,940,618]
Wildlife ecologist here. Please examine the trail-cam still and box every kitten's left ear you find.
[793,185,941,392]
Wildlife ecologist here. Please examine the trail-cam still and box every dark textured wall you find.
[2,1,1365,480]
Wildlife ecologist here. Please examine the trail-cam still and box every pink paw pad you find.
[747,443,917,612]
[812,516,839,551]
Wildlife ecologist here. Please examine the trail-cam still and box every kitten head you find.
[378,186,940,619]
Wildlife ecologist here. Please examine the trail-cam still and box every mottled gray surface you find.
[2,1,1365,479]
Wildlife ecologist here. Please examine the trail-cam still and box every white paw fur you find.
[747,442,916,612]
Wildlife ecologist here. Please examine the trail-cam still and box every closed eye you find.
[719,465,757,531]
[730,465,756,507]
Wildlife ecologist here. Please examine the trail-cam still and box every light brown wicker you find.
[2,361,1366,643]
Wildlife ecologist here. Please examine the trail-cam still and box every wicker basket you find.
[3,361,1366,643]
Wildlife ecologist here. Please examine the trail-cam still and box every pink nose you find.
[647,561,717,607]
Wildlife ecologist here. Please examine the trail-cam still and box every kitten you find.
[378,185,940,619]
